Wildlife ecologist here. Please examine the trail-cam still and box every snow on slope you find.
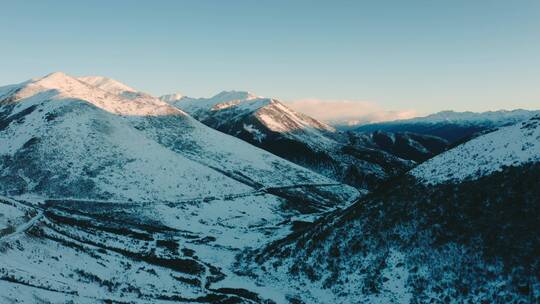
[411,115,540,184]
[0,192,300,303]
[78,76,137,94]
[0,72,356,203]
[78,75,165,102]
[169,90,335,148]
[256,99,334,134]
[163,90,426,190]
[0,73,359,303]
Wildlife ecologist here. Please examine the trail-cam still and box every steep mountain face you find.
[241,116,540,303]
[0,73,359,303]
[166,92,447,190]
[355,109,540,144]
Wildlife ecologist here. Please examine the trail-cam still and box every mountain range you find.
[0,73,538,303]
[163,92,458,190]
[354,109,540,144]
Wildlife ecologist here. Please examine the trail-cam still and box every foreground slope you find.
[166,91,448,190]
[0,73,358,303]
[242,116,540,303]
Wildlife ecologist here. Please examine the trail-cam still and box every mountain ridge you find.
[165,90,451,190]
[354,109,540,143]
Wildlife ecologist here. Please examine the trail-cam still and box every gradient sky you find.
[1,0,539,116]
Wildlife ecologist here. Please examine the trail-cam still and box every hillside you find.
[241,115,540,303]
[0,73,358,303]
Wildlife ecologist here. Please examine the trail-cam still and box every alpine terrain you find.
[0,73,538,303]
[0,73,358,303]
[241,114,540,303]
[163,92,450,190]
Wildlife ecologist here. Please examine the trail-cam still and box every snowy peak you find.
[210,90,258,103]
[386,109,539,125]
[171,90,261,114]
[34,71,71,83]
[159,92,184,103]
[32,71,90,93]
[78,76,138,95]
[255,99,335,133]
[4,72,183,117]
[171,89,334,133]
[0,73,353,203]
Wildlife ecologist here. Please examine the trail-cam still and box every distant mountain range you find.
[354,109,540,143]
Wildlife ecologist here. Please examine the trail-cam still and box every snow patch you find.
[243,123,266,142]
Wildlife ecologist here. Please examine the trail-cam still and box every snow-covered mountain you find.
[3,72,537,303]
[241,114,540,303]
[0,73,359,303]
[168,91,335,148]
[355,109,540,143]
[164,91,449,190]
[411,114,540,184]
[78,76,138,96]
[0,73,358,202]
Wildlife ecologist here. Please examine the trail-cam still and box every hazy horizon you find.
[1,0,539,122]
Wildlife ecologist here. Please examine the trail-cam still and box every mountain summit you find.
[78,75,138,95]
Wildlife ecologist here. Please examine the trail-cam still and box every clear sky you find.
[1,0,539,118]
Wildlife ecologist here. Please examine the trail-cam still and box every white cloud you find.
[284,99,418,126]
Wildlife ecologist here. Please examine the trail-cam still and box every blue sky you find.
[1,0,539,117]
